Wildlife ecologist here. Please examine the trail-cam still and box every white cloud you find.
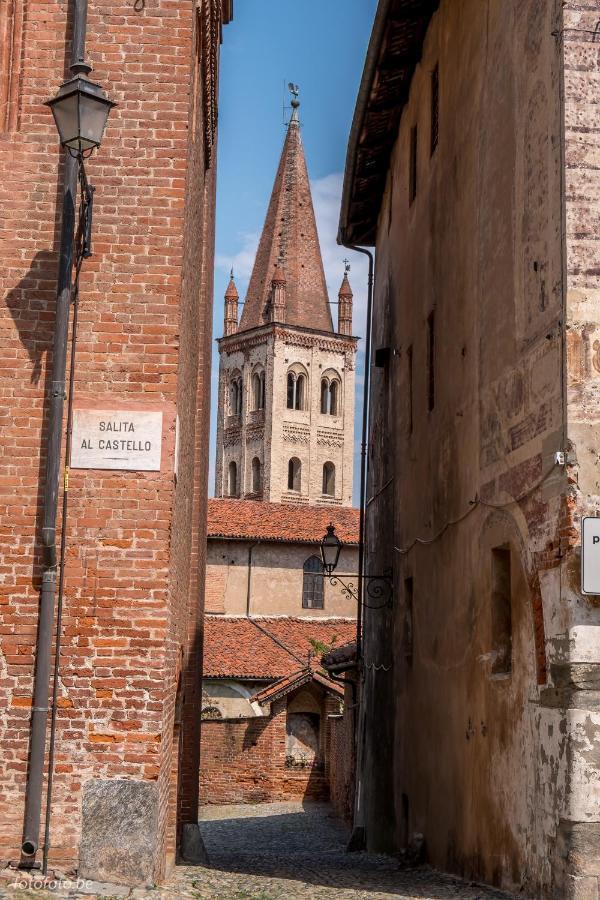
[311,172,369,334]
[215,231,259,282]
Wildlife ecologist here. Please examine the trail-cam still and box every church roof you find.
[238,110,334,333]
[203,615,356,680]
[207,498,360,544]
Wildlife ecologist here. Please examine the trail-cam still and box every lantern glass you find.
[321,524,342,576]
[46,76,115,155]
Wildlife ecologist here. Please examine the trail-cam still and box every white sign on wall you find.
[581,517,600,595]
[71,409,163,471]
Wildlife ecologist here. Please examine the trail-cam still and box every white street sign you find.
[581,517,600,595]
[71,409,163,471]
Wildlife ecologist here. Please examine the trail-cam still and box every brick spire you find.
[238,102,333,333]
[224,270,239,336]
[337,268,353,335]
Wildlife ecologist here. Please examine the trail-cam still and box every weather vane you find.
[343,258,351,273]
[288,82,300,110]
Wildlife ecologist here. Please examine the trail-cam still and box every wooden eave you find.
[338,0,439,247]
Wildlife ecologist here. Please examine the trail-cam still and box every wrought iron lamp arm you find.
[325,569,393,609]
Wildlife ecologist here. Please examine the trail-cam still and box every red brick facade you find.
[0,0,230,882]
[200,694,341,806]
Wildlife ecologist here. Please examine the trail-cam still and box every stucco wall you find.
[206,539,358,618]
[360,0,599,897]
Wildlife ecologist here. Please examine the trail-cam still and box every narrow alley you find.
[2,803,514,900]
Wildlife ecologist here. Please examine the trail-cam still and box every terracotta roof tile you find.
[251,668,343,705]
[207,499,359,544]
[203,616,356,680]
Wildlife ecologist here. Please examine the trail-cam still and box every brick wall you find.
[0,0,227,881]
[200,696,342,806]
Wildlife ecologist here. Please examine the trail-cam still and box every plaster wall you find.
[206,539,358,618]
[361,0,599,896]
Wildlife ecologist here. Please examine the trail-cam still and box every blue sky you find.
[210,0,378,502]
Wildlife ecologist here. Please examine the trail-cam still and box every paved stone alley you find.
[1,802,514,900]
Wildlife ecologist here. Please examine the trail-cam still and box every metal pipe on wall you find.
[21,0,89,867]
[341,243,374,850]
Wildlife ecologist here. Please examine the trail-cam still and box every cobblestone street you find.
[1,802,514,900]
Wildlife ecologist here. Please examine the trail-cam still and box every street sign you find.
[71,408,163,471]
[581,517,600,595]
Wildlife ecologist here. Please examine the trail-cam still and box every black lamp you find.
[45,65,115,156]
[321,523,342,576]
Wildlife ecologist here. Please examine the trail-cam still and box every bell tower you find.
[215,94,358,506]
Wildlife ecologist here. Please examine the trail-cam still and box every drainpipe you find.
[246,539,260,616]
[21,0,88,866]
[340,245,374,663]
[340,243,374,850]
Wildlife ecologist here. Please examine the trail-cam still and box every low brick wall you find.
[200,701,329,805]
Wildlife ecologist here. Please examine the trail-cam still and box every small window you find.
[230,376,242,417]
[296,373,306,410]
[321,378,329,414]
[287,370,306,410]
[321,377,339,415]
[322,462,335,496]
[252,457,261,493]
[252,370,265,411]
[329,381,338,416]
[407,345,413,435]
[430,64,439,155]
[427,311,435,412]
[303,556,324,609]
[491,547,512,675]
[288,457,301,492]
[228,461,237,497]
[409,125,418,204]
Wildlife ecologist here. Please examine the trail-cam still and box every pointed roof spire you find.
[225,269,239,299]
[338,264,353,298]
[238,88,333,333]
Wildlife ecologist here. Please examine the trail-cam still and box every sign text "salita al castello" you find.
[70,409,163,471]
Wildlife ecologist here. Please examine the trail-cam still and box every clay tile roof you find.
[207,499,360,544]
[251,668,344,706]
[203,615,356,680]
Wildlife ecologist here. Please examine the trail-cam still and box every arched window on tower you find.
[230,374,242,417]
[329,380,338,416]
[302,555,324,609]
[288,457,301,492]
[252,368,265,411]
[320,373,340,415]
[320,378,329,414]
[322,462,335,496]
[287,367,307,410]
[228,461,238,497]
[252,457,262,494]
